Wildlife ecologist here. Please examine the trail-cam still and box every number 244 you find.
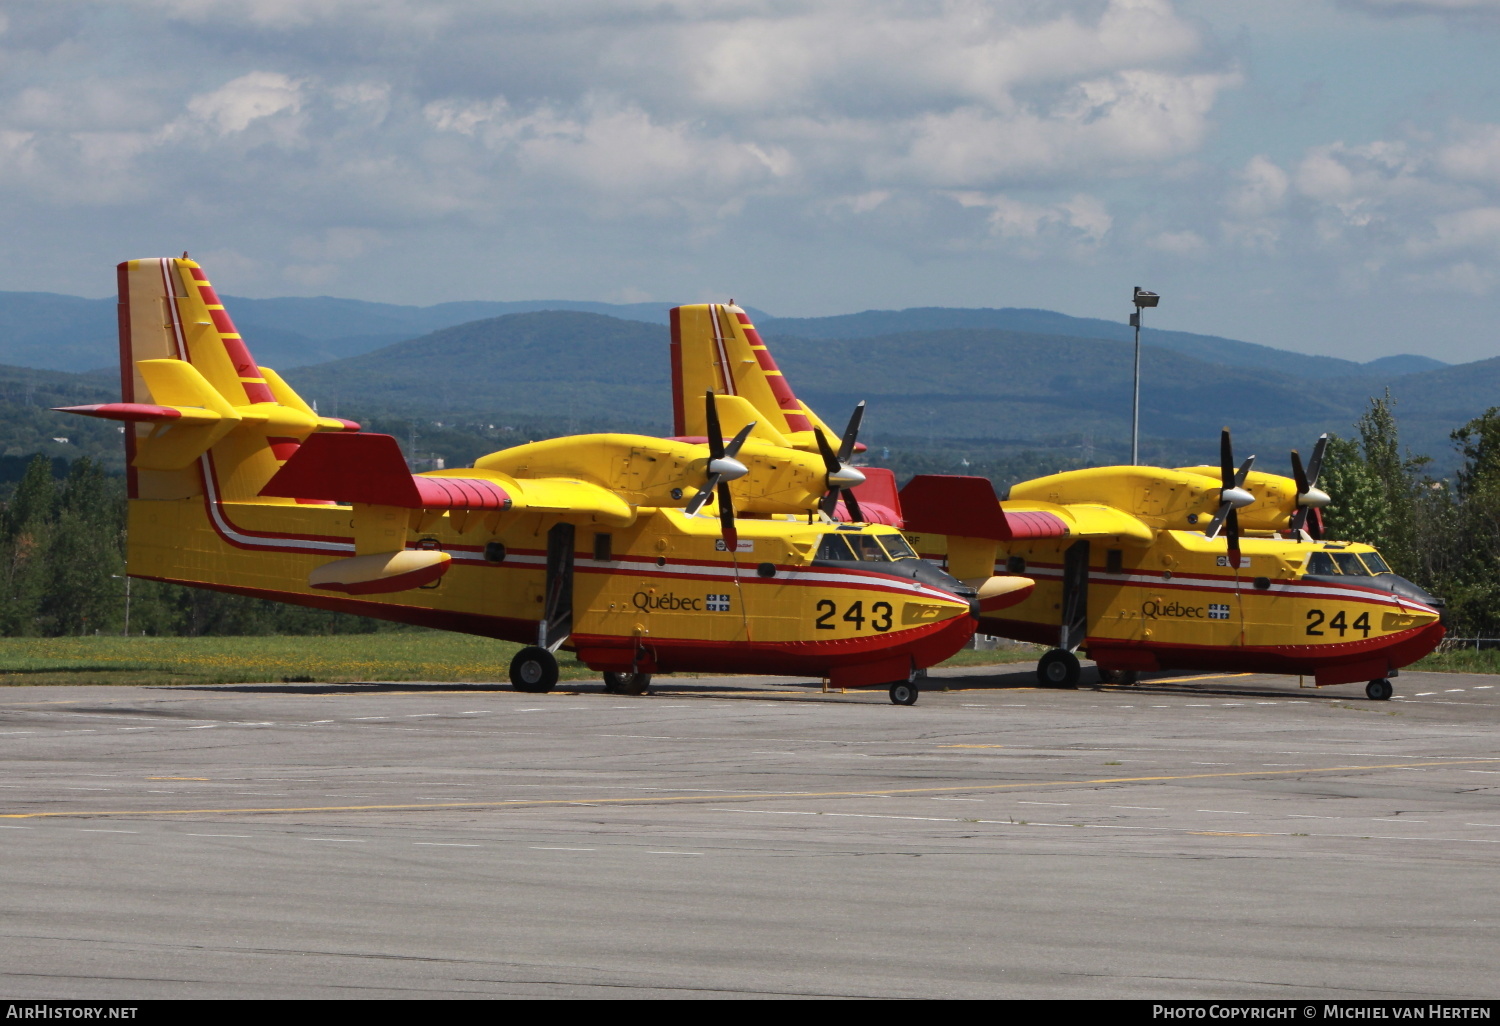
[1306,609,1371,637]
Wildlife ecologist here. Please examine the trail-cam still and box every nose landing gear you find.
[1366,678,1394,701]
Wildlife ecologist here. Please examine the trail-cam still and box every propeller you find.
[815,401,868,521]
[1289,433,1330,538]
[1203,427,1255,563]
[683,391,754,549]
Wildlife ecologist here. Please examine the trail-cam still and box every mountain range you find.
[0,289,1489,476]
[0,288,1446,380]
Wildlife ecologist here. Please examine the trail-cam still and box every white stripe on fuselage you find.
[1010,564,1434,615]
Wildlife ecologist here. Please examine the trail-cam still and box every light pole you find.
[111,574,131,637]
[1129,286,1160,466]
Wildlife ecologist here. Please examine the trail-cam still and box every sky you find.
[2,0,1500,363]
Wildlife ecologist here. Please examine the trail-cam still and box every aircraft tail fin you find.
[669,303,841,448]
[56,257,358,501]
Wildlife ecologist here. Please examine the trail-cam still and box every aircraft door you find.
[1060,540,1089,652]
[539,522,575,651]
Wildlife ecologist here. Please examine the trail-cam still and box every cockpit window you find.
[1360,551,1393,575]
[878,534,917,560]
[816,533,895,562]
[1307,552,1337,575]
[849,534,892,562]
[1332,552,1370,576]
[816,534,857,561]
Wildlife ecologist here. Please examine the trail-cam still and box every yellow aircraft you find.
[57,258,1021,704]
[669,304,1445,702]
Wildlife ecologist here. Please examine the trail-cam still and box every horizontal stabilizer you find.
[900,475,1070,541]
[262,433,512,510]
[54,402,217,425]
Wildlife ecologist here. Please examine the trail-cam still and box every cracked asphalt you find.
[1,663,1497,999]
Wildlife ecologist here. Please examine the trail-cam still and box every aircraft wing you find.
[261,432,634,525]
[900,475,1152,544]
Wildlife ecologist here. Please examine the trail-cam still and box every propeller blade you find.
[717,481,737,550]
[1305,433,1329,488]
[1219,427,1234,492]
[843,488,864,524]
[1290,449,1309,497]
[1227,507,1241,564]
[1205,499,1232,540]
[703,391,724,461]
[813,426,839,476]
[813,427,843,516]
[1234,455,1255,488]
[836,402,866,463]
[684,476,717,516]
[724,422,754,459]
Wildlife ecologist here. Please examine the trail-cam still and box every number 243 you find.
[815,599,893,632]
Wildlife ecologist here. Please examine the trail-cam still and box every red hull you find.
[981,615,1446,685]
[147,576,976,686]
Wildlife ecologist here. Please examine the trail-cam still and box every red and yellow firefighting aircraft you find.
[669,304,1445,701]
[57,258,1026,704]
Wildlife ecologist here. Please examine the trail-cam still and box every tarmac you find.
[1,662,1498,999]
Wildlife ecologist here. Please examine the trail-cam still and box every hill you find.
[758,306,1445,380]
[283,311,1483,471]
[0,288,1441,383]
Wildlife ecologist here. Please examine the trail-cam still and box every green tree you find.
[1319,392,1423,578]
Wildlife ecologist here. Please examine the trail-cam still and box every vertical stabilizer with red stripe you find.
[670,304,840,449]
[57,257,358,502]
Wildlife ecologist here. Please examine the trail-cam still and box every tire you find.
[889,681,920,705]
[1366,678,1393,701]
[603,671,651,696]
[1097,667,1138,686]
[510,646,559,693]
[1037,649,1081,689]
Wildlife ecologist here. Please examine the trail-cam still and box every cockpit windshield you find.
[1306,550,1393,577]
[817,531,920,563]
[879,534,918,560]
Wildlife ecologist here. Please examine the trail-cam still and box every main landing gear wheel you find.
[603,671,652,696]
[1097,667,1138,686]
[1037,649,1081,689]
[1366,678,1394,701]
[510,646,558,693]
[889,680,920,705]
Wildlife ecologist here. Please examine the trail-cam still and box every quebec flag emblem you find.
[706,594,731,612]
[1208,603,1231,620]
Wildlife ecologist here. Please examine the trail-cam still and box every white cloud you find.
[185,72,305,135]
[1229,155,1289,219]
[952,191,1113,249]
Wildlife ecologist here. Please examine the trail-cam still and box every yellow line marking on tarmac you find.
[938,745,1005,748]
[1191,831,1272,837]
[6,758,1499,821]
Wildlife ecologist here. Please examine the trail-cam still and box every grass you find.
[3,632,1481,688]
[1413,649,1500,675]
[0,633,1036,687]
[0,632,596,687]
